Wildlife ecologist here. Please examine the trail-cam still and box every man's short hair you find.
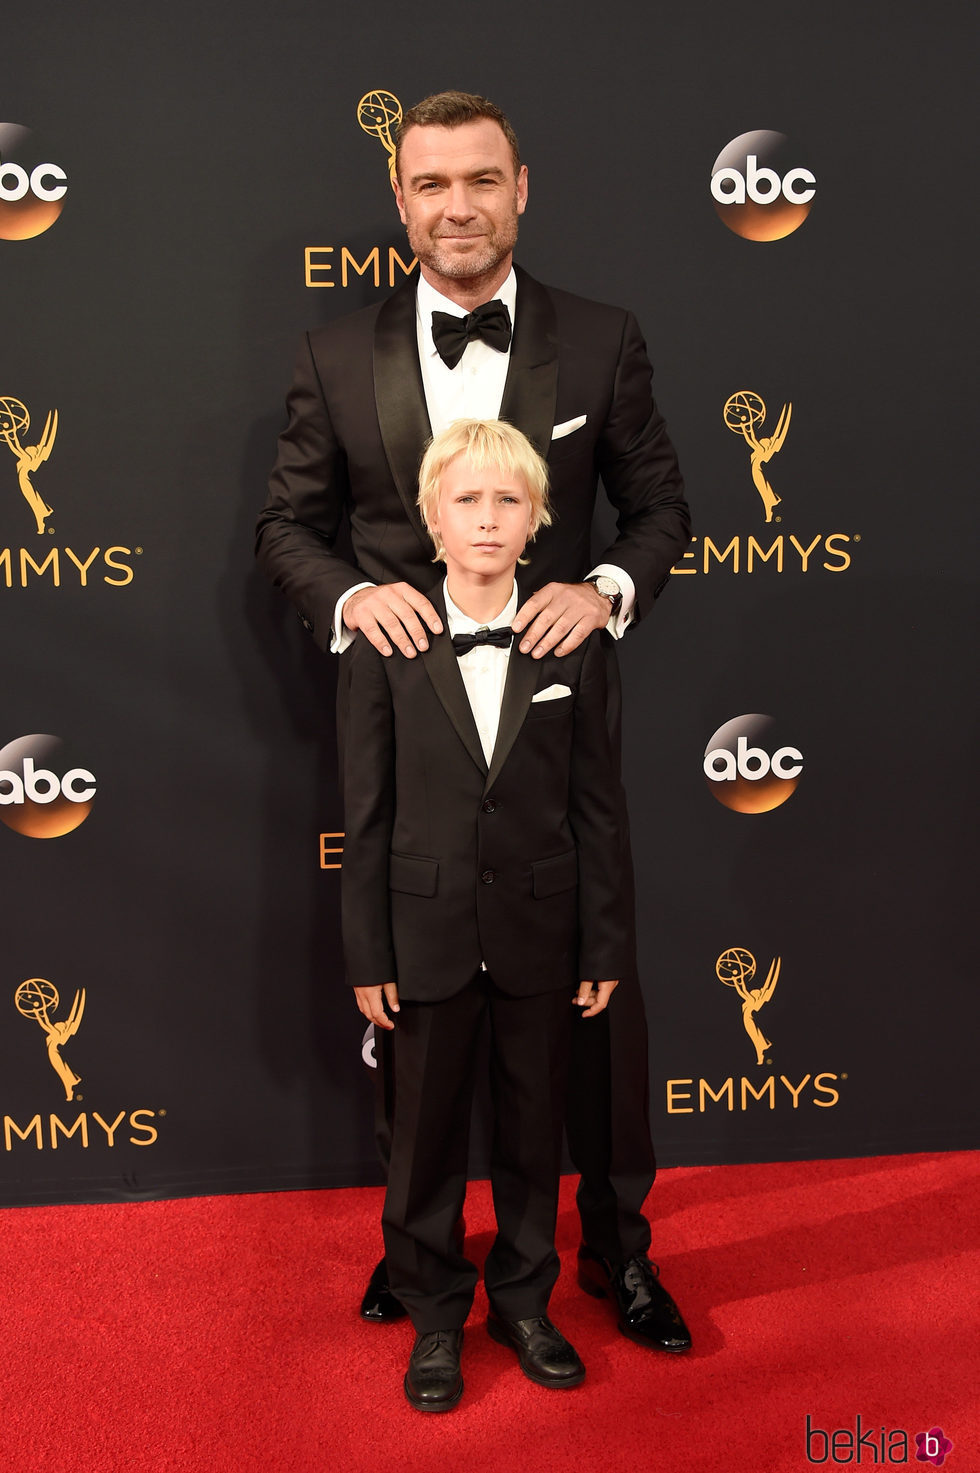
[417,419,552,565]
[395,91,521,180]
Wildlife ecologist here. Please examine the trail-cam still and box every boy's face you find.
[431,454,534,579]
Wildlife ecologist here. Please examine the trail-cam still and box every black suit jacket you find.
[256,266,690,646]
[341,593,634,1002]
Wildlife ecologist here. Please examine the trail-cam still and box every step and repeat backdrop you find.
[1,2,974,1204]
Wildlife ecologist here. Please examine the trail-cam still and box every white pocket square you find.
[531,684,572,703]
[551,415,587,441]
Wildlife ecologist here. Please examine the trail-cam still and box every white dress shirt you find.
[330,269,634,651]
[444,578,517,766]
[445,577,516,976]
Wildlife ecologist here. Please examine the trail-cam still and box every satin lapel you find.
[374,279,434,556]
[483,649,538,797]
[419,588,488,779]
[499,267,559,456]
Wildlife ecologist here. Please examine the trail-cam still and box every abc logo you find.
[703,715,802,813]
[711,131,815,241]
[0,124,68,241]
[0,735,95,837]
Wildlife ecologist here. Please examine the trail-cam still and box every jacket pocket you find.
[532,849,578,899]
[389,852,439,897]
[524,694,574,721]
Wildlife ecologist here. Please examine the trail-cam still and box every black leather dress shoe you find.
[404,1329,464,1412]
[359,1257,407,1322]
[487,1314,585,1387]
[577,1244,692,1353]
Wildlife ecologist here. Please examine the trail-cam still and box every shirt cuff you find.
[330,582,376,655]
[587,563,635,640]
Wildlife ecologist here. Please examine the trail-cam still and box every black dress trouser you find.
[382,972,572,1332]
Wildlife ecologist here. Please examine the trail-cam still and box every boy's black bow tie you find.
[451,626,514,657]
[431,300,512,369]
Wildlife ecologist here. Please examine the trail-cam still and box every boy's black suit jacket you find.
[341,590,635,1002]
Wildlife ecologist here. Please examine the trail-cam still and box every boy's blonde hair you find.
[417,419,552,565]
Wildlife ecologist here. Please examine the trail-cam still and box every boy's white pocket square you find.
[531,684,573,702]
[550,415,587,441]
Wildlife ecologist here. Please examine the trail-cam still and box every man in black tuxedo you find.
[256,90,692,1354]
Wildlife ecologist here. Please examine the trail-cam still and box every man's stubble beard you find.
[406,197,520,286]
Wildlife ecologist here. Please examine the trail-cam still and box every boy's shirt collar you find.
[443,578,518,636]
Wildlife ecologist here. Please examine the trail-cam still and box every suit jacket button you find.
[482,799,497,814]
[480,869,496,884]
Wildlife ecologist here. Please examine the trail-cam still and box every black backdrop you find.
[1,0,975,1205]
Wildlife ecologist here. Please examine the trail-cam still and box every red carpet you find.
[1,1151,977,1473]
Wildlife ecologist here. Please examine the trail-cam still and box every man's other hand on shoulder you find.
[512,581,610,658]
[344,582,443,658]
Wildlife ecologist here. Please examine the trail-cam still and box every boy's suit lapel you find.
[484,650,537,797]
[419,587,488,778]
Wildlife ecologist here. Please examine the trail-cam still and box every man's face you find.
[393,119,528,289]
[430,455,534,580]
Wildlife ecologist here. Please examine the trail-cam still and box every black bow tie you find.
[451,626,514,657]
[431,300,512,369]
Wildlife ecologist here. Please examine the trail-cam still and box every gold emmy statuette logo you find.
[15,977,85,1101]
[724,391,791,524]
[0,395,58,534]
[357,90,403,181]
[717,947,780,1065]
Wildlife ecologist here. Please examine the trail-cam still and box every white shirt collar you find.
[443,577,518,635]
[416,268,518,359]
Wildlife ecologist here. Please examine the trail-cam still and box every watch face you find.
[593,576,620,599]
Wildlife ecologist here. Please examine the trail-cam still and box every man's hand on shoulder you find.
[512,581,610,658]
[343,582,443,658]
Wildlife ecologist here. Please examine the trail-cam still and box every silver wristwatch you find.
[586,574,623,617]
